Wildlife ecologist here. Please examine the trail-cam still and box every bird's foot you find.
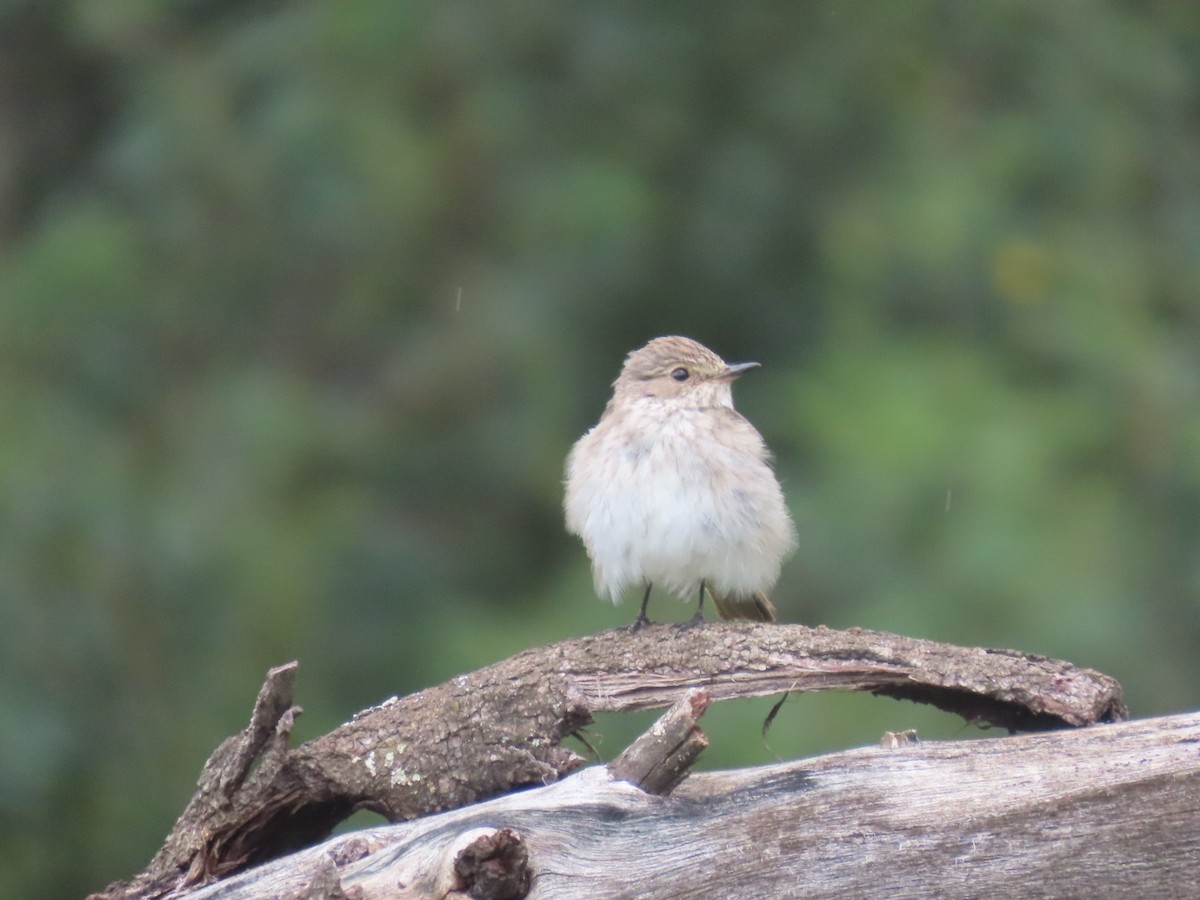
[628,614,653,633]
[678,611,707,630]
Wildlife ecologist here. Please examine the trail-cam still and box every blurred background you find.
[2,1,1199,896]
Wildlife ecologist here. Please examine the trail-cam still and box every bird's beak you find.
[720,361,760,380]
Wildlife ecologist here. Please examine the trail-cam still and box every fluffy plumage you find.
[564,336,796,624]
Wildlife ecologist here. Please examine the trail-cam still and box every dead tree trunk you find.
[90,623,1147,899]
[181,708,1200,899]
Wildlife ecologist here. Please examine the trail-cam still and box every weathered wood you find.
[608,688,710,795]
[184,711,1200,899]
[451,828,533,900]
[90,624,1127,899]
[158,662,306,886]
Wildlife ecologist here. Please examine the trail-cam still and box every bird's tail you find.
[708,586,778,623]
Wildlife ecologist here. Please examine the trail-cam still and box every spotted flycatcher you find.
[565,336,796,627]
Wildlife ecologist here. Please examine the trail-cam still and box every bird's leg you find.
[683,580,708,628]
[629,583,653,632]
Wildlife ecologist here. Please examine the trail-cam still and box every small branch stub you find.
[223,662,301,796]
[609,689,711,795]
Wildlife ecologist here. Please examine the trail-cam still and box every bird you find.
[564,336,796,628]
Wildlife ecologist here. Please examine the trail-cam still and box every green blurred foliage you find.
[2,1,1199,896]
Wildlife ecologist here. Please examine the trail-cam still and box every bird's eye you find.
[670,367,690,382]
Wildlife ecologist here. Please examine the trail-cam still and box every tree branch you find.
[608,688,710,794]
[90,623,1126,899]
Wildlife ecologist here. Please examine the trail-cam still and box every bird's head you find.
[612,336,758,408]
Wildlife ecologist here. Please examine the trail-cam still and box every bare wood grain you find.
[608,688,710,794]
[185,711,1200,900]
